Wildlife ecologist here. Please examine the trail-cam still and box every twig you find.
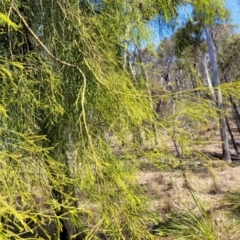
[8,0,15,60]
[12,5,86,80]
[13,4,91,145]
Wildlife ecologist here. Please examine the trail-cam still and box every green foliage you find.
[0,0,157,238]
[218,33,240,82]
[0,12,19,29]
[153,186,232,240]
[155,210,217,240]
[0,0,236,239]
[190,0,227,24]
[174,17,205,57]
[225,191,240,215]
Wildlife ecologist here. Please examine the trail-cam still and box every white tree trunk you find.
[205,26,231,162]
[203,57,216,101]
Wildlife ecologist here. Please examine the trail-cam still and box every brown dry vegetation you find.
[134,119,240,239]
[137,162,240,239]
[138,161,240,212]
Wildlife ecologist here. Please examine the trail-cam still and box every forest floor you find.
[135,125,240,239]
[139,167,240,239]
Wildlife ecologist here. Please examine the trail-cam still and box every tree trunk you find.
[225,116,239,155]
[203,57,216,101]
[204,26,231,162]
[230,96,240,135]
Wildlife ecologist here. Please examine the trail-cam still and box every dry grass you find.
[137,160,240,239]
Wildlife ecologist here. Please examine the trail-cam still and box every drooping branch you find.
[13,4,90,142]
[12,5,86,80]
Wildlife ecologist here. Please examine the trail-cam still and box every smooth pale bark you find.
[203,57,216,101]
[205,26,231,162]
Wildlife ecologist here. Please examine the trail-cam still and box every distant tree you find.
[163,8,233,162]
[205,25,231,162]
[218,33,240,82]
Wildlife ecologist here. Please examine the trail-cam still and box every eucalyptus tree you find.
[204,25,231,162]
[0,0,236,239]
[160,6,236,162]
[217,32,240,146]
[218,32,240,82]
[196,11,235,162]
